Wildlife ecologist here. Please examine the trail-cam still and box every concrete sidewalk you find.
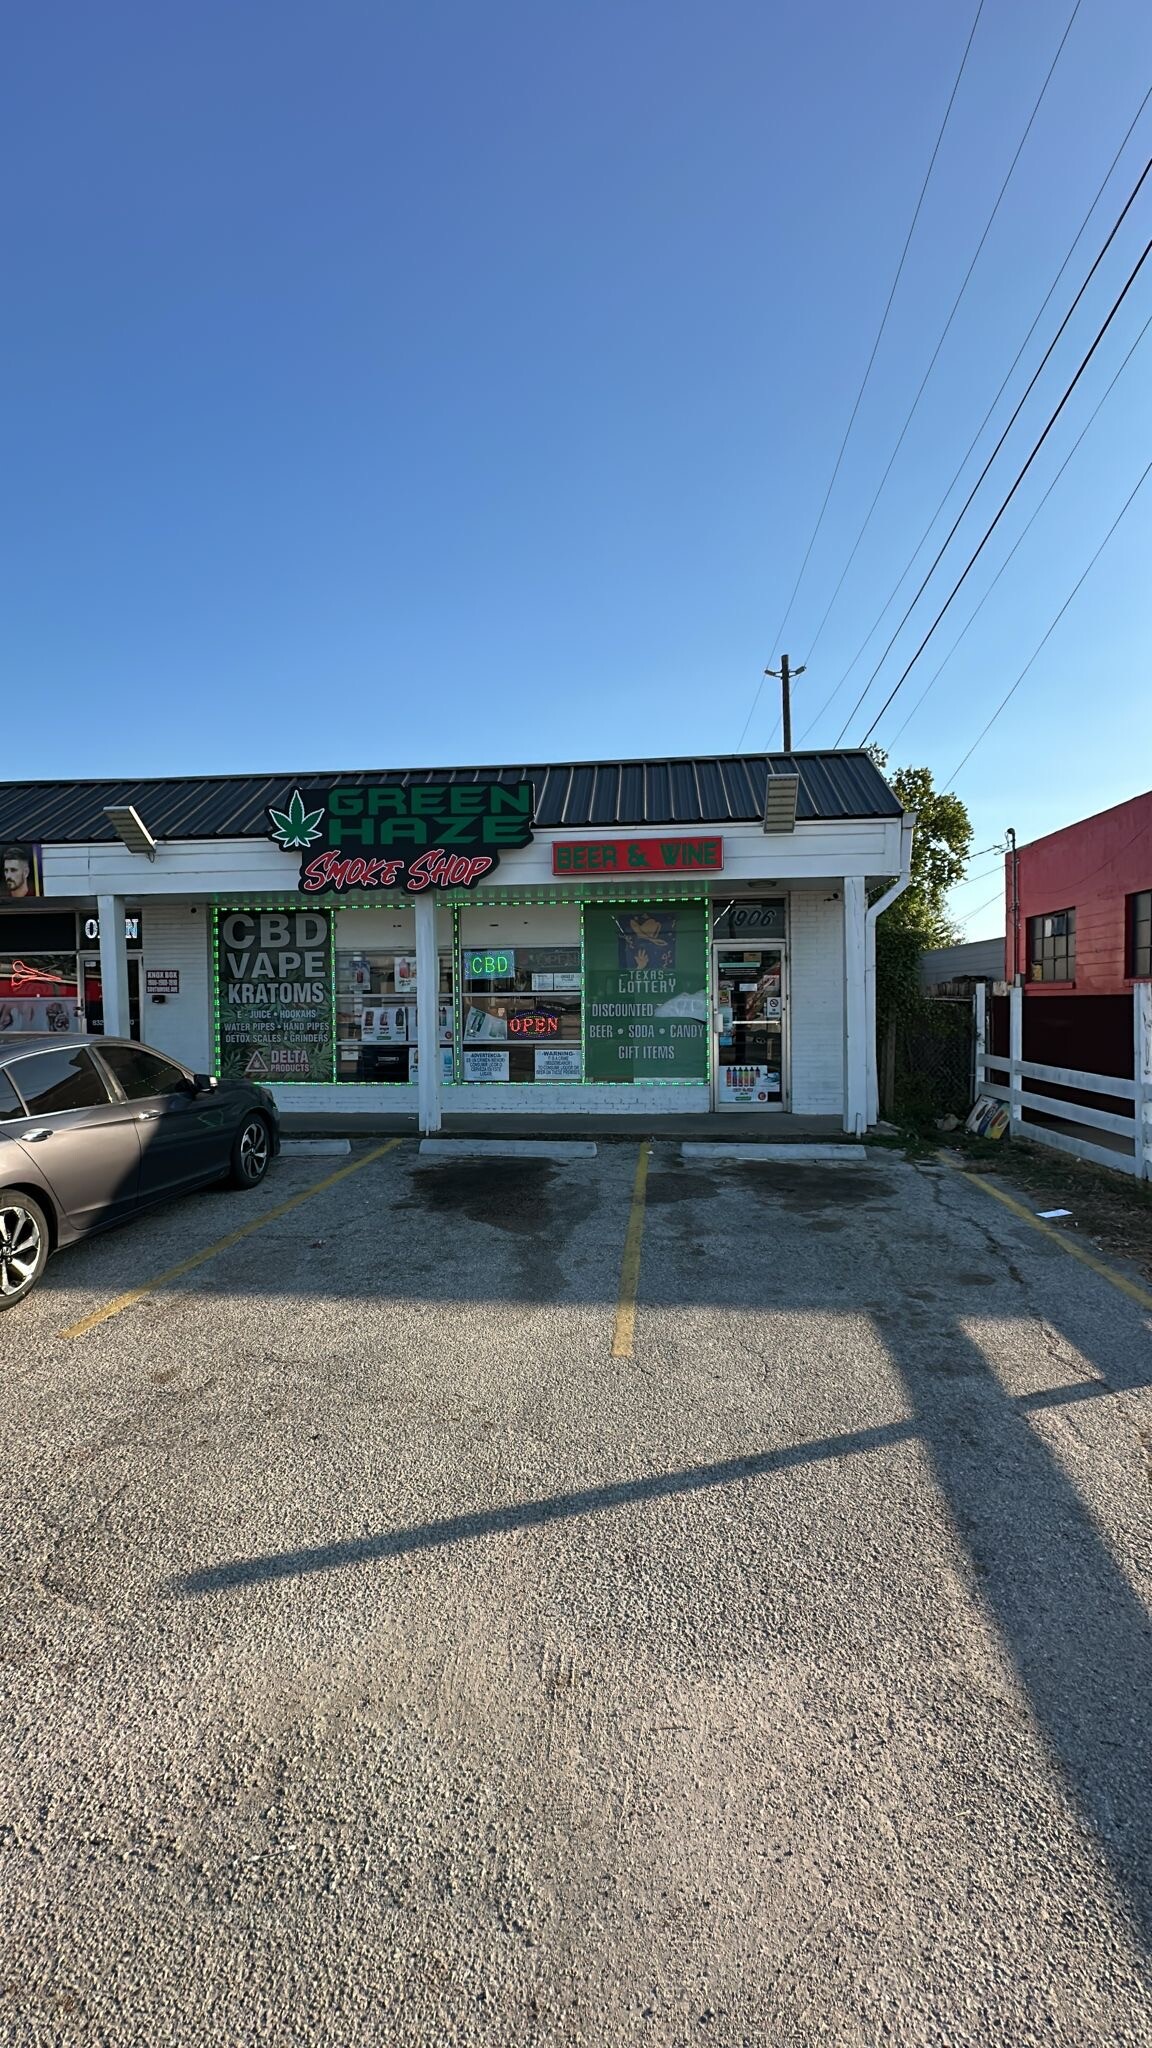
[277,1108,851,1142]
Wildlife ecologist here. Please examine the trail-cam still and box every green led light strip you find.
[452,901,462,1085]
[210,904,221,1077]
[210,892,714,1093]
[579,894,587,1081]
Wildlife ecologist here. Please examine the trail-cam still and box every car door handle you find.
[23,1128,52,1142]
[136,1112,156,1122]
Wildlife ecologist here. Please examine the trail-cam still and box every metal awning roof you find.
[0,752,900,843]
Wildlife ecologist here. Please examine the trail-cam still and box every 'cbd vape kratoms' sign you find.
[268,783,534,893]
[216,910,332,1080]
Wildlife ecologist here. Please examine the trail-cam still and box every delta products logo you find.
[268,782,534,893]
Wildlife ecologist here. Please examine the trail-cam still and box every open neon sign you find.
[507,1012,560,1038]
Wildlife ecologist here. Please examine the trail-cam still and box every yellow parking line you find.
[946,1155,1152,1313]
[612,1141,651,1358]
[59,1139,405,1339]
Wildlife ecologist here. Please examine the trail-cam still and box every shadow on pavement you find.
[151,1152,1152,1953]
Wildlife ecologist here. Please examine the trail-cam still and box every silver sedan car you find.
[0,1036,280,1308]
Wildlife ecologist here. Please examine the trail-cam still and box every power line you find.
[958,887,1005,924]
[946,452,1152,784]
[952,860,1008,890]
[883,303,1152,749]
[836,192,1152,744]
[736,0,987,750]
[798,86,1152,744]
[838,155,1152,740]
[800,0,1085,669]
[849,236,1152,744]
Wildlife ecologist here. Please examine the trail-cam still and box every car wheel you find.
[228,1114,272,1188]
[0,1190,50,1309]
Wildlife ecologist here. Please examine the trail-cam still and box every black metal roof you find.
[0,752,900,843]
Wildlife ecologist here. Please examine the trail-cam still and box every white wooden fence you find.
[974,982,1152,1180]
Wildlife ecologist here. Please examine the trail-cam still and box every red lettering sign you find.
[300,848,495,895]
[551,837,723,875]
[507,1012,560,1037]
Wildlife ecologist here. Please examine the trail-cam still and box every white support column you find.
[1009,983,1024,1135]
[973,981,987,1100]
[864,916,879,1127]
[96,894,130,1038]
[414,892,442,1135]
[1134,983,1152,1181]
[842,877,868,1136]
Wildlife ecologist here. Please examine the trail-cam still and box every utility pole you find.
[764,653,805,752]
[1005,827,1019,984]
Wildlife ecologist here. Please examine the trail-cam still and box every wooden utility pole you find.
[764,653,805,751]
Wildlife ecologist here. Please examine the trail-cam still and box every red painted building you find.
[1000,788,1152,1081]
[1009,788,1152,993]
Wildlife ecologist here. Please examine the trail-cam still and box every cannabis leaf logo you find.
[268,789,326,850]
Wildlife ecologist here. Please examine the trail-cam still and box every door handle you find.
[24,1128,52,1142]
[136,1112,156,1122]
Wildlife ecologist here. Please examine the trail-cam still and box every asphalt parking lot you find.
[3,1139,1152,2047]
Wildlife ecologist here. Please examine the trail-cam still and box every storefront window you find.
[459,946,582,1082]
[335,908,452,1084]
[584,901,708,1082]
[456,908,582,1083]
[0,955,82,1034]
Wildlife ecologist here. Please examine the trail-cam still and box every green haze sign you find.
[267,782,535,894]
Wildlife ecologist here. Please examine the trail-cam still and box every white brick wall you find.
[267,1082,418,1114]
[789,890,844,1115]
[443,1082,709,1115]
[264,1083,708,1116]
[140,902,212,1071]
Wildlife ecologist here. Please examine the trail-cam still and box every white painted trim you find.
[980,1055,1137,1100]
[1015,1092,1135,1137]
[974,981,986,1099]
[842,877,867,1137]
[96,893,130,1037]
[978,1076,1137,1139]
[414,892,441,1134]
[39,812,908,900]
[1008,986,1023,1134]
[973,983,1152,1178]
[864,811,915,1126]
[1133,984,1152,1179]
[1011,1124,1135,1175]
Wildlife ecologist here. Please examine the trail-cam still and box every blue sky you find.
[4,0,1150,938]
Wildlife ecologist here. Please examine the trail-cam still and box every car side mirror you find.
[191,1073,219,1094]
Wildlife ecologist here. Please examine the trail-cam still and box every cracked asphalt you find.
[2,1141,1152,2046]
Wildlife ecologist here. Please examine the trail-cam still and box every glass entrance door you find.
[713,947,784,1108]
[81,958,142,1040]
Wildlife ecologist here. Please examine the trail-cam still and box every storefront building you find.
[0,753,912,1132]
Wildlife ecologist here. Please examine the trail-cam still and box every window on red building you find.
[1027,908,1075,983]
[1128,891,1151,979]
